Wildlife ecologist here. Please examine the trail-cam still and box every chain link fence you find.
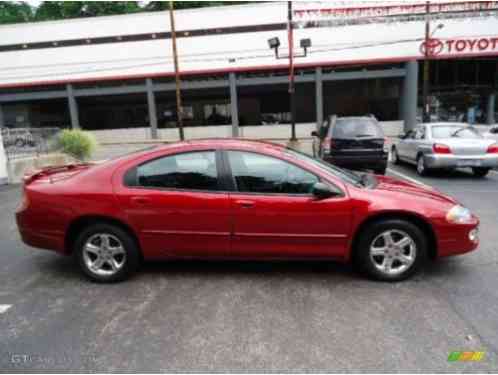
[1,127,61,160]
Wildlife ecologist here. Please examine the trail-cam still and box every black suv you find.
[312,115,388,175]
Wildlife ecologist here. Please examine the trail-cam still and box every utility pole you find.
[422,1,431,123]
[287,1,297,141]
[169,1,184,141]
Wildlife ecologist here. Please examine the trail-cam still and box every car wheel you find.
[354,219,427,281]
[391,147,400,164]
[75,223,141,283]
[15,139,25,148]
[472,167,490,178]
[416,155,428,176]
[375,167,387,175]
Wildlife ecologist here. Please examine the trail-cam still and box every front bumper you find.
[425,154,498,169]
[435,219,480,257]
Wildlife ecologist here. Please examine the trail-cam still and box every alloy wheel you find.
[369,229,417,276]
[82,233,126,276]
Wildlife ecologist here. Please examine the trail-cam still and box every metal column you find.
[229,72,239,137]
[315,67,323,130]
[146,78,158,139]
[66,84,80,129]
[402,61,419,133]
[0,104,4,128]
[487,93,496,125]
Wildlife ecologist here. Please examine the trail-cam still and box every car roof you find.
[423,122,470,127]
[146,138,287,153]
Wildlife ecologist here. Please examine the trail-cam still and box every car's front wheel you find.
[75,223,141,283]
[354,219,427,281]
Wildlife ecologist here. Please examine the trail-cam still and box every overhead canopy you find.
[0,0,497,88]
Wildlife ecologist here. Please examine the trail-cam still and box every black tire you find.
[353,219,427,282]
[74,223,141,283]
[15,138,25,148]
[391,146,400,165]
[374,167,387,175]
[472,167,490,178]
[416,154,428,176]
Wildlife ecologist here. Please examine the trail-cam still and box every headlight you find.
[446,205,473,224]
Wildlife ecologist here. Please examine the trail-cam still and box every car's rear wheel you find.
[391,146,400,164]
[75,223,140,283]
[374,167,386,175]
[354,219,427,281]
[472,167,490,178]
[416,155,428,176]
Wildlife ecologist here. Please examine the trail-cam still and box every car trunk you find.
[331,137,385,156]
[437,138,492,156]
[23,163,94,185]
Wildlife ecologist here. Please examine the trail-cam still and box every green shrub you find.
[57,129,97,161]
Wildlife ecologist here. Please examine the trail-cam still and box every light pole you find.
[422,1,444,123]
[169,1,184,141]
[268,3,311,141]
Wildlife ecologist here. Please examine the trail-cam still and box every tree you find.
[0,1,252,25]
[0,1,33,25]
[34,1,142,21]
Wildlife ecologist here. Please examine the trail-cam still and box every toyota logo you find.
[420,38,444,56]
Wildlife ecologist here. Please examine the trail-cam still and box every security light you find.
[300,38,311,49]
[268,37,280,50]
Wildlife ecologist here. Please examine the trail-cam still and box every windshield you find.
[331,119,383,139]
[431,126,482,139]
[284,148,363,186]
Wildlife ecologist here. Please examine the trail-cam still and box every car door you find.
[115,149,231,258]
[224,149,352,258]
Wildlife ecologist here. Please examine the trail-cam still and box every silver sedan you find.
[391,123,498,177]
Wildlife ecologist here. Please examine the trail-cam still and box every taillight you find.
[323,137,332,153]
[383,137,389,152]
[487,143,498,153]
[18,189,29,211]
[433,143,452,154]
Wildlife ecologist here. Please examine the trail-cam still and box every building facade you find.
[0,1,497,141]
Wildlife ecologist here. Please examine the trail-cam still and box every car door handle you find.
[236,200,254,208]
[131,196,151,205]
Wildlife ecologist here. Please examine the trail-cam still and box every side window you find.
[404,130,415,139]
[133,151,219,191]
[415,127,426,140]
[227,151,319,195]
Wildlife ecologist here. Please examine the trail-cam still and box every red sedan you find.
[16,139,479,282]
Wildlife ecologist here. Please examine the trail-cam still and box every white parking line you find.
[0,304,12,314]
[386,168,433,189]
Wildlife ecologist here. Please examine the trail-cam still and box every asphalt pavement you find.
[1,164,498,372]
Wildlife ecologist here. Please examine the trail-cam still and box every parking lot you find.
[1,161,498,372]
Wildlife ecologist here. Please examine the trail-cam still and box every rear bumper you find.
[425,154,498,169]
[323,152,388,170]
[16,210,66,254]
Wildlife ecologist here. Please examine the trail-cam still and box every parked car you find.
[312,115,389,175]
[391,123,498,177]
[482,125,498,141]
[1,127,35,148]
[17,139,479,283]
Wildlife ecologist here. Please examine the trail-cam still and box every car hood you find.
[373,175,457,204]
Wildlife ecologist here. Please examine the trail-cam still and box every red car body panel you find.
[16,139,479,261]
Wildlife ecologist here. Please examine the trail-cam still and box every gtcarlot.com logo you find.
[448,351,485,362]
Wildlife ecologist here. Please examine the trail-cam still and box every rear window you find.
[331,119,383,139]
[431,126,481,139]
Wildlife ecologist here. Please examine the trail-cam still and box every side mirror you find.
[311,182,342,200]
[311,130,319,137]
